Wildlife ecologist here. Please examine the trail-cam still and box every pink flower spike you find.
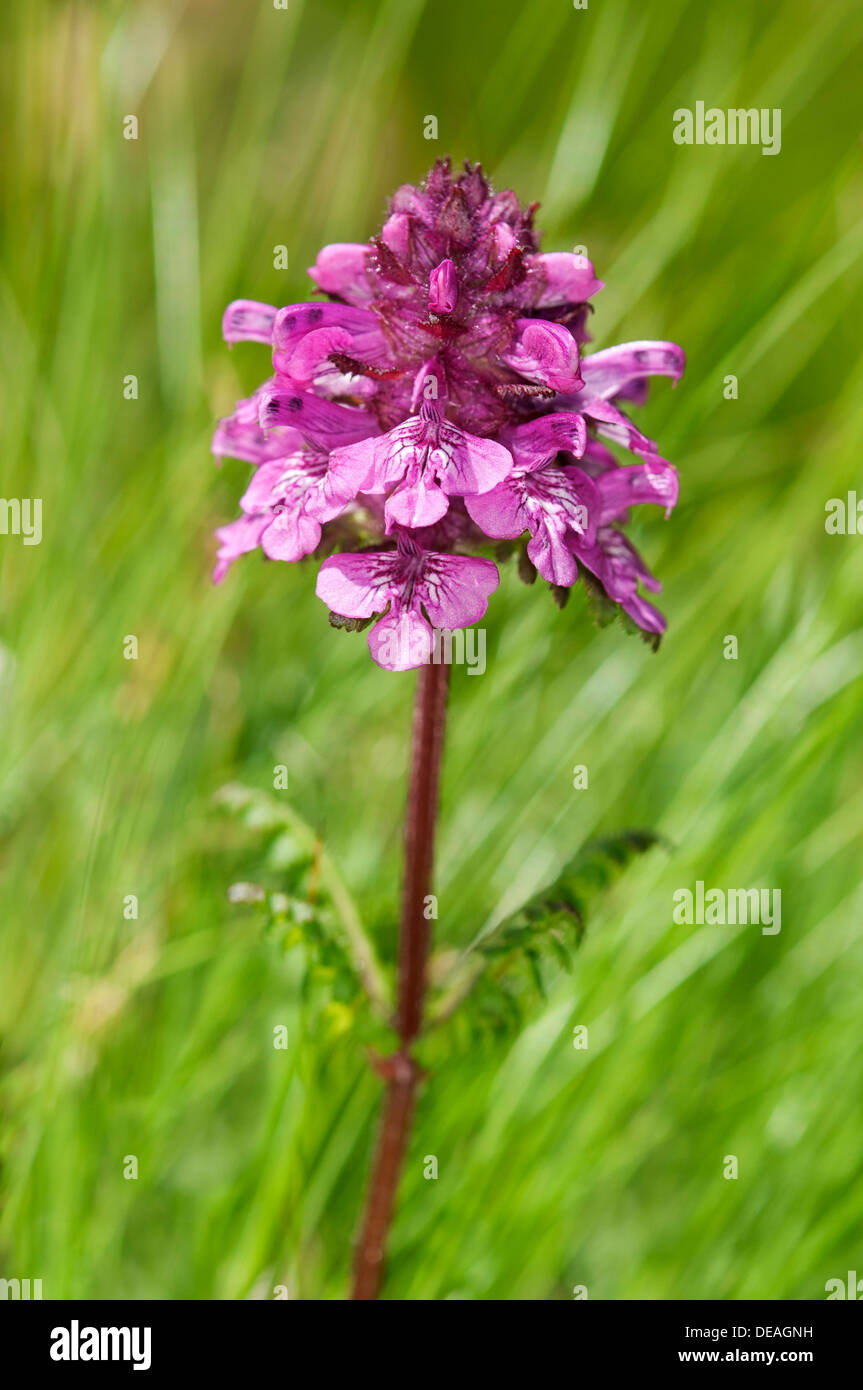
[502,319,583,392]
[210,159,684,650]
[428,258,458,315]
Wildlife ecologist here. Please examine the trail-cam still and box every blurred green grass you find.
[1,0,863,1299]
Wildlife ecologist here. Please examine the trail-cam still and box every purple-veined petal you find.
[502,319,583,391]
[222,300,278,344]
[579,341,686,398]
[307,243,371,302]
[315,551,398,618]
[368,606,434,671]
[527,525,578,586]
[259,387,376,447]
[567,394,659,456]
[272,303,386,374]
[519,464,597,583]
[239,452,353,528]
[212,416,300,466]
[572,527,666,632]
[331,411,511,525]
[418,553,500,629]
[530,253,604,307]
[212,385,303,465]
[621,592,666,634]
[505,411,587,469]
[238,459,297,513]
[433,416,512,496]
[464,480,526,539]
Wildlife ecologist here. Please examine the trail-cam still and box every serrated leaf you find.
[429,829,662,1034]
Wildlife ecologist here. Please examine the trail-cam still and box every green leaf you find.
[215,782,391,1020]
[428,829,662,1033]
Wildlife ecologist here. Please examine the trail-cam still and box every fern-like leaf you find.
[428,830,662,1035]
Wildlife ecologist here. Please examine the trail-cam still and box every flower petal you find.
[331,412,511,518]
[579,341,686,399]
[259,387,376,446]
[621,592,667,634]
[222,300,277,344]
[505,411,587,469]
[384,470,449,530]
[368,608,433,671]
[261,508,323,563]
[307,243,371,303]
[272,303,386,374]
[418,553,500,629]
[529,252,604,307]
[464,481,526,538]
[315,551,396,618]
[212,514,268,582]
[434,417,513,496]
[280,326,355,385]
[596,460,679,524]
[428,258,458,315]
[502,319,583,391]
[573,528,666,632]
[527,525,577,586]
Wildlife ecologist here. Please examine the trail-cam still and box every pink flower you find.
[329,400,512,531]
[465,413,598,586]
[316,533,499,671]
[211,159,684,660]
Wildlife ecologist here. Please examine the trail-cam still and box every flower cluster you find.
[212,159,684,670]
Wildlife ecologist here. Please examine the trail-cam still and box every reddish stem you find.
[351,659,450,1300]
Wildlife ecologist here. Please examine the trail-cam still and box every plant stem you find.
[351,658,450,1300]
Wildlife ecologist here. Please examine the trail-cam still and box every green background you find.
[2,0,863,1300]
